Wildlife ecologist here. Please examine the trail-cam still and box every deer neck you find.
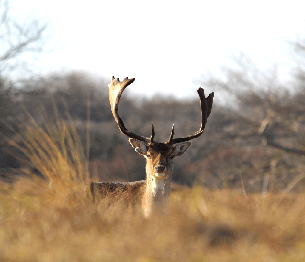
[143,171,172,218]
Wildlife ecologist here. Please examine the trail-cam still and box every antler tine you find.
[167,124,175,142]
[167,88,214,144]
[150,124,155,142]
[109,76,151,143]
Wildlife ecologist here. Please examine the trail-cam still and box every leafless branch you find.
[0,0,49,74]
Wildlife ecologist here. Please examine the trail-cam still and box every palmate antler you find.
[166,88,214,144]
[109,76,214,145]
[109,77,155,143]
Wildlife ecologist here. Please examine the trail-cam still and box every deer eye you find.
[146,154,152,159]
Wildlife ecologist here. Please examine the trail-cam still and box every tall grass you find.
[1,111,305,261]
[7,106,90,207]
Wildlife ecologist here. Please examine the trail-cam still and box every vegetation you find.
[2,64,305,192]
[0,115,305,261]
[0,63,304,260]
[1,151,305,261]
[1,5,305,259]
[0,0,50,76]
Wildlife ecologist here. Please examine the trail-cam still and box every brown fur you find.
[90,181,146,208]
[89,141,191,216]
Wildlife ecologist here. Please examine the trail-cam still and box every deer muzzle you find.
[155,165,166,173]
[154,165,167,180]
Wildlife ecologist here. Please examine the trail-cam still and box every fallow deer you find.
[90,77,214,217]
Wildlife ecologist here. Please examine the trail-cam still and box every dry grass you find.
[2,182,305,262]
[1,115,305,261]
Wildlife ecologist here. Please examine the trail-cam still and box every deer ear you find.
[172,142,192,157]
[129,138,148,155]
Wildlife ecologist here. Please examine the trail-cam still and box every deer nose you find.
[155,165,166,173]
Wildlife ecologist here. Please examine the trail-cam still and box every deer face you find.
[129,139,191,180]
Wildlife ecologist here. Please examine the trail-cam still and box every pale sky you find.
[9,0,305,99]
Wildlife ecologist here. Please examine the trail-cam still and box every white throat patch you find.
[154,173,166,179]
[151,178,165,196]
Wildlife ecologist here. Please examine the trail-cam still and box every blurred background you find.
[1,0,305,192]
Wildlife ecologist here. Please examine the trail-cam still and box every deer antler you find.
[166,88,214,144]
[109,76,213,144]
[109,76,155,143]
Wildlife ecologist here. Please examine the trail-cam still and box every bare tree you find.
[292,39,305,91]
[201,52,305,156]
[0,0,49,75]
[0,0,51,171]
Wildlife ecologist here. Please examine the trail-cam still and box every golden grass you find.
[2,181,305,262]
[1,114,305,261]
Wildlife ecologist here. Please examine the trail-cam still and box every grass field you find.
[1,180,305,261]
[1,117,305,261]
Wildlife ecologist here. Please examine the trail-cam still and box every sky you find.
[8,0,305,99]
